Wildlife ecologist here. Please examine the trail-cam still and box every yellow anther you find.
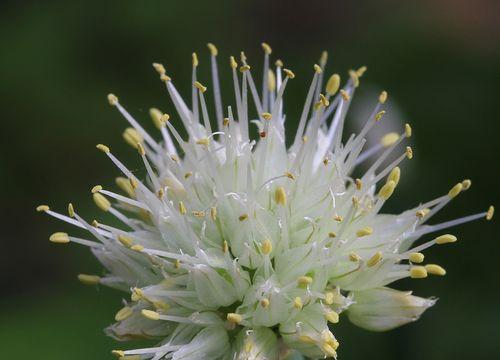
[348,69,359,87]
[115,306,133,322]
[298,335,316,344]
[239,213,248,221]
[486,205,494,220]
[239,65,251,73]
[192,52,198,67]
[320,50,328,64]
[275,59,283,67]
[78,274,101,285]
[356,65,367,77]
[174,259,181,269]
[355,178,362,190]
[448,183,463,198]
[49,232,70,244]
[267,69,276,92]
[381,132,400,147]
[356,226,373,237]
[379,90,388,104]
[222,240,229,253]
[153,301,170,311]
[333,214,343,222]
[367,251,383,267]
[260,298,270,308]
[131,244,144,252]
[36,205,50,212]
[160,74,171,82]
[328,232,337,238]
[223,117,229,127]
[284,171,295,180]
[293,297,303,309]
[326,74,340,96]
[191,210,205,218]
[240,51,247,62]
[340,89,350,101]
[131,287,144,301]
[118,234,133,247]
[207,43,218,56]
[297,276,313,287]
[375,110,386,121]
[262,112,272,120]
[96,144,110,153]
[123,128,143,150]
[196,138,210,146]
[261,42,272,54]
[116,177,135,198]
[461,179,472,190]
[112,350,125,358]
[283,68,295,79]
[136,142,145,156]
[322,344,338,358]
[210,206,217,221]
[410,266,428,279]
[435,234,457,245]
[325,310,339,324]
[129,177,138,189]
[93,192,111,212]
[388,167,401,186]
[178,201,187,215]
[406,146,413,159]
[194,81,207,93]
[157,188,165,199]
[416,209,427,218]
[425,264,446,276]
[68,203,75,217]
[314,64,322,74]
[229,56,238,69]
[352,196,360,207]
[149,108,167,129]
[378,180,396,200]
[409,252,425,263]
[152,63,166,75]
[91,185,102,194]
[261,239,273,255]
[302,135,308,143]
[405,123,412,138]
[107,93,118,106]
[275,186,287,206]
[141,309,160,321]
[319,93,329,107]
[227,313,242,324]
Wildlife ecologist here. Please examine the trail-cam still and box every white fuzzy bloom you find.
[38,43,494,359]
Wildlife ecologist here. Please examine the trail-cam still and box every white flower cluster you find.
[38,43,493,359]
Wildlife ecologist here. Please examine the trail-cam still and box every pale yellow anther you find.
[157,188,165,199]
[297,276,313,287]
[260,298,270,308]
[409,252,425,263]
[326,74,340,96]
[178,201,186,215]
[340,89,350,101]
[239,65,251,73]
[123,128,144,150]
[356,65,367,77]
[461,179,472,190]
[210,206,217,221]
[378,180,396,200]
[78,274,101,285]
[227,313,242,324]
[36,205,50,212]
[320,50,328,65]
[149,108,167,129]
[107,93,118,106]
[406,146,413,159]
[375,110,386,121]
[194,81,207,93]
[293,297,303,309]
[93,192,111,212]
[425,264,446,276]
[410,266,428,279]
[405,123,412,138]
[322,344,338,358]
[222,240,229,253]
[355,178,362,190]
[141,309,160,321]
[207,43,218,56]
[367,251,383,267]
[275,59,283,67]
[314,64,322,74]
[416,209,427,218]
[261,42,272,54]
[96,144,110,153]
[192,52,198,67]
[356,226,373,237]
[68,203,75,217]
[221,118,229,127]
[49,232,70,244]
[324,292,335,305]
[381,132,400,147]
[261,238,273,255]
[152,63,166,75]
[240,51,247,63]
[191,210,205,218]
[153,301,170,311]
[379,90,388,104]
[118,234,134,247]
[275,186,287,206]
[283,68,295,79]
[174,259,181,269]
[325,310,339,324]
[486,205,494,220]
[91,185,102,194]
[328,232,337,238]
[388,167,401,186]
[239,213,248,221]
[229,56,238,69]
[116,177,135,198]
[267,69,276,92]
[298,335,316,344]
[115,306,133,322]
[448,183,463,198]
[284,171,295,180]
[196,138,210,146]
[435,234,457,245]
[333,214,343,222]
[131,244,144,252]
[319,93,329,107]
[112,350,125,358]
[131,287,144,301]
[348,69,359,87]
[160,74,171,82]
[261,112,272,120]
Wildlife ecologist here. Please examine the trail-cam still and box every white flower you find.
[38,43,494,359]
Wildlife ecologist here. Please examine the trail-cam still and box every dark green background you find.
[1,0,499,358]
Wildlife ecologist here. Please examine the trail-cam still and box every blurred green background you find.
[1,0,499,358]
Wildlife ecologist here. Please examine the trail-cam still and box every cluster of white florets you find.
[38,43,493,360]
